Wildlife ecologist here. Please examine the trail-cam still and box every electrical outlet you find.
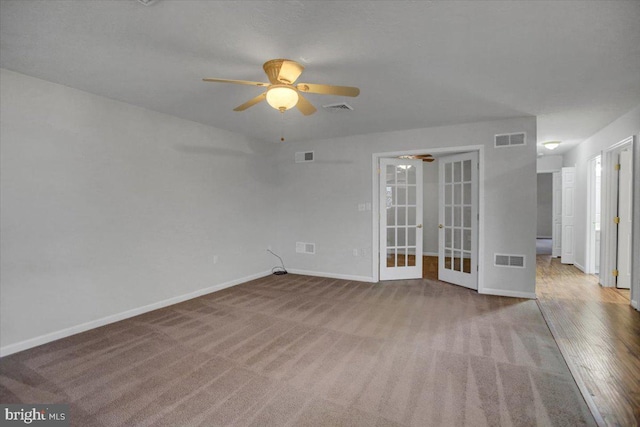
[358,203,366,211]
[213,255,218,264]
[353,249,358,256]
[267,245,272,251]
[360,248,368,257]
[365,202,371,211]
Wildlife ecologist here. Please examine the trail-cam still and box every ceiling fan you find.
[399,154,435,162]
[203,59,360,116]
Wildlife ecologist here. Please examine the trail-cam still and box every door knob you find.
[438,224,444,229]
[417,224,423,228]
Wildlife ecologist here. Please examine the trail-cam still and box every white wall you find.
[537,155,563,172]
[562,104,640,307]
[273,117,537,297]
[0,69,279,354]
[423,161,439,254]
[0,68,541,354]
[537,173,553,238]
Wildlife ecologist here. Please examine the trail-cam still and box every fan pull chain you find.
[280,110,285,142]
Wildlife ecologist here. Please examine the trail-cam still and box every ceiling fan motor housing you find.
[263,59,291,84]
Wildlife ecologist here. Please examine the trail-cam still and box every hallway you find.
[536,255,640,426]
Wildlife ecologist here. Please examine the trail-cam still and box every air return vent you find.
[494,132,526,148]
[494,254,526,268]
[296,242,316,254]
[322,102,354,112]
[295,151,314,163]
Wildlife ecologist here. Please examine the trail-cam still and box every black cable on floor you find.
[267,249,288,275]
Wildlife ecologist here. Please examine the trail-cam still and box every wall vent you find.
[322,102,354,112]
[296,242,316,254]
[295,151,314,163]
[494,132,526,148]
[494,254,526,268]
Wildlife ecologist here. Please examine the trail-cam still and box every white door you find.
[616,150,632,289]
[379,158,423,280]
[552,171,562,258]
[438,152,478,290]
[561,167,576,264]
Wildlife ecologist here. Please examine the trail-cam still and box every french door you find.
[379,158,423,280]
[438,152,478,289]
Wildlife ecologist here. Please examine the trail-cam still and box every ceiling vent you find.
[494,254,526,268]
[295,151,314,163]
[322,102,354,112]
[495,132,526,148]
[137,0,158,5]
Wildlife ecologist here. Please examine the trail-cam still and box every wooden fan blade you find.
[297,83,360,97]
[278,60,304,84]
[203,78,269,87]
[296,94,317,116]
[423,158,435,162]
[233,92,267,111]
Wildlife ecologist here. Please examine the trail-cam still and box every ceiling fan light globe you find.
[266,85,299,111]
[543,141,561,150]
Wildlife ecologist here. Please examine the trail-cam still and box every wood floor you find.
[536,255,640,427]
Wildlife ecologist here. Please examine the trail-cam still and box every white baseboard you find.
[422,252,438,257]
[631,299,638,310]
[479,287,537,299]
[574,262,585,272]
[287,269,376,283]
[0,270,271,358]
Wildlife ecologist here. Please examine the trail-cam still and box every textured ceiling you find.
[1,1,639,154]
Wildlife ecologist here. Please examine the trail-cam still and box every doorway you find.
[601,137,635,294]
[373,147,482,291]
[536,172,553,255]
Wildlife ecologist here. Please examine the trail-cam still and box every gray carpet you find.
[0,274,595,426]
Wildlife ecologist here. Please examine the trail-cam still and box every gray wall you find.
[537,173,553,237]
[272,117,538,296]
[537,155,562,172]
[563,103,640,308]
[0,69,279,352]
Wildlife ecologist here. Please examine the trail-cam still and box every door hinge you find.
[613,269,619,277]
[614,216,620,224]
[615,163,621,171]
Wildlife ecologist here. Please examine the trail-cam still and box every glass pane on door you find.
[443,159,472,275]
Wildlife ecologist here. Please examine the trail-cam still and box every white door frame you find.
[538,167,562,258]
[552,171,563,258]
[585,154,602,275]
[561,166,576,265]
[616,149,633,289]
[601,136,634,288]
[372,145,485,292]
